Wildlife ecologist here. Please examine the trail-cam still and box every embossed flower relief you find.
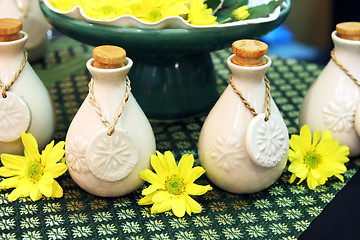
[211,135,246,171]
[65,137,89,173]
[86,130,138,182]
[323,96,356,132]
[253,119,287,167]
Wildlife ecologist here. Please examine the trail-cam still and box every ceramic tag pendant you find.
[246,113,289,168]
[0,91,31,142]
[86,128,139,182]
[198,40,289,194]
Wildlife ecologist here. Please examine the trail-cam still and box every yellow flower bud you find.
[231,6,250,21]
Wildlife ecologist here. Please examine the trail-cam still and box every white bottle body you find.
[300,31,360,157]
[0,32,55,154]
[65,58,156,197]
[198,55,288,194]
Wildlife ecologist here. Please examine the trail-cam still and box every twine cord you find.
[229,74,272,121]
[88,76,131,136]
[0,51,27,98]
[331,49,360,87]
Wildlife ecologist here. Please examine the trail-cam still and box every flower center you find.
[166,177,184,195]
[27,162,43,180]
[305,152,320,168]
[148,9,162,22]
[100,5,115,15]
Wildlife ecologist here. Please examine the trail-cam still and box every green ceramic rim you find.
[40,0,291,55]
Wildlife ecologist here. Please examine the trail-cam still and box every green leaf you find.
[247,0,286,19]
[210,0,249,22]
[205,0,222,11]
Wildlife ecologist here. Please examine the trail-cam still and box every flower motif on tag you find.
[211,135,245,171]
[323,96,356,132]
[246,114,288,168]
[86,129,138,182]
[65,137,89,173]
[0,92,31,142]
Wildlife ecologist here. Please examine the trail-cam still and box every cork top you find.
[92,45,126,69]
[231,40,268,66]
[336,22,360,40]
[0,18,23,42]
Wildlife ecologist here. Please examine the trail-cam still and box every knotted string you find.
[229,74,271,121]
[88,76,131,136]
[0,51,27,98]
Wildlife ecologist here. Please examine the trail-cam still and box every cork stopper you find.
[0,18,23,42]
[92,45,127,69]
[336,22,360,41]
[231,39,268,66]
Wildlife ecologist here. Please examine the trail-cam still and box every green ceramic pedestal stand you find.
[129,53,218,120]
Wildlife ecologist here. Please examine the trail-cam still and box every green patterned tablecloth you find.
[1,37,359,240]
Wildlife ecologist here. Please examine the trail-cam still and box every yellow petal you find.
[187,166,206,183]
[309,169,320,179]
[42,141,66,165]
[138,192,156,205]
[186,183,212,195]
[307,175,321,190]
[21,132,40,160]
[172,195,186,217]
[0,166,23,177]
[30,184,42,201]
[178,154,194,183]
[164,151,178,174]
[289,173,297,184]
[0,154,26,171]
[311,130,322,147]
[139,169,163,185]
[44,163,67,178]
[41,140,54,159]
[0,176,25,189]
[288,161,307,174]
[142,184,161,196]
[7,181,33,201]
[151,198,172,214]
[150,154,168,181]
[300,125,312,149]
[51,180,63,198]
[152,190,171,203]
[185,194,202,215]
[39,172,54,197]
[334,173,344,182]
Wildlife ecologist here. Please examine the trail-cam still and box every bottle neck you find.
[227,55,271,90]
[333,31,360,64]
[86,57,133,97]
[0,32,27,84]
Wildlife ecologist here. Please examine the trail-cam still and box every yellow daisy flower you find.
[138,151,212,217]
[130,0,189,23]
[79,0,133,21]
[0,132,67,201]
[288,125,349,190]
[187,0,218,25]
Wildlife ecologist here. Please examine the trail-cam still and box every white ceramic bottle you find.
[300,22,360,157]
[0,0,49,61]
[0,18,55,155]
[198,40,288,194]
[65,45,156,197]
